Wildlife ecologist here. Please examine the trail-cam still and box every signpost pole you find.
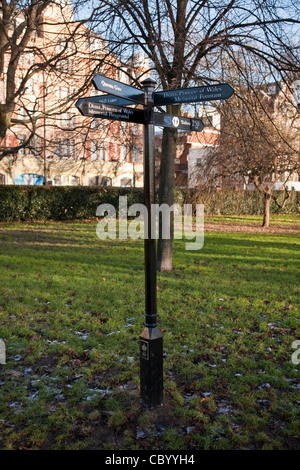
[140,78,163,408]
[77,73,234,410]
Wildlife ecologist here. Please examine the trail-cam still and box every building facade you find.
[0,1,145,187]
[1,3,298,191]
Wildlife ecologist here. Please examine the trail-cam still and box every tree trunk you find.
[262,186,272,228]
[0,105,11,147]
[157,125,177,272]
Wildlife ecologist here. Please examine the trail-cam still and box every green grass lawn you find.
[0,216,299,450]
[205,214,300,226]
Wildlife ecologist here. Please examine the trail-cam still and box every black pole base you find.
[140,326,163,408]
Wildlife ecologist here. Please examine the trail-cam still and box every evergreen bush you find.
[0,185,298,221]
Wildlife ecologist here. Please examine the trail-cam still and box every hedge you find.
[179,188,300,216]
[0,186,144,222]
[0,185,299,222]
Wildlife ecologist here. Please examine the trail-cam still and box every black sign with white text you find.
[92,74,145,105]
[76,100,145,124]
[76,95,134,107]
[153,112,204,132]
[154,83,234,106]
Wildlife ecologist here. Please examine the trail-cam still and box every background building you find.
[0,1,146,187]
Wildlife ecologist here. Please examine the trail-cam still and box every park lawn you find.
[204,213,300,226]
[0,217,299,450]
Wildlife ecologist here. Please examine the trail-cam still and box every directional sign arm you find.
[92,74,145,105]
[153,83,234,106]
[75,99,145,124]
[76,94,134,107]
[153,112,204,132]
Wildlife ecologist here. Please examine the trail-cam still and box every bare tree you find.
[0,0,108,160]
[90,0,300,270]
[0,1,148,188]
[197,51,300,227]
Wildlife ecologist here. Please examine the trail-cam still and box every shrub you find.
[178,188,299,216]
[0,186,144,221]
[0,185,298,222]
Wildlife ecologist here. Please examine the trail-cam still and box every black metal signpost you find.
[76,74,234,408]
[139,78,163,408]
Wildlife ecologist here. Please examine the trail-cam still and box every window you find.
[0,174,5,185]
[27,79,34,94]
[212,114,220,129]
[56,38,67,53]
[18,107,26,120]
[35,21,43,38]
[19,135,26,155]
[15,173,44,185]
[90,89,99,97]
[120,177,132,187]
[30,136,41,156]
[19,52,34,67]
[25,52,35,66]
[71,114,76,128]
[58,113,72,128]
[89,176,112,186]
[62,175,69,185]
[120,144,127,162]
[89,176,98,186]
[57,140,73,159]
[24,174,35,185]
[62,141,70,158]
[90,36,104,51]
[17,77,24,95]
[70,140,75,159]
[19,53,25,66]
[102,176,112,187]
[62,58,68,73]
[99,142,106,161]
[60,175,79,186]
[133,145,139,162]
[133,123,139,135]
[91,141,98,160]
[91,118,97,129]
[57,141,62,158]
[57,87,69,100]
[267,84,276,95]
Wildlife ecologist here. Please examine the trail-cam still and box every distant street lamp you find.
[292,80,300,107]
[292,80,300,171]
[43,69,47,185]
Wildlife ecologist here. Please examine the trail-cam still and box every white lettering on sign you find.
[88,102,134,115]
[180,118,190,126]
[161,86,222,98]
[160,86,223,103]
[101,80,122,92]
